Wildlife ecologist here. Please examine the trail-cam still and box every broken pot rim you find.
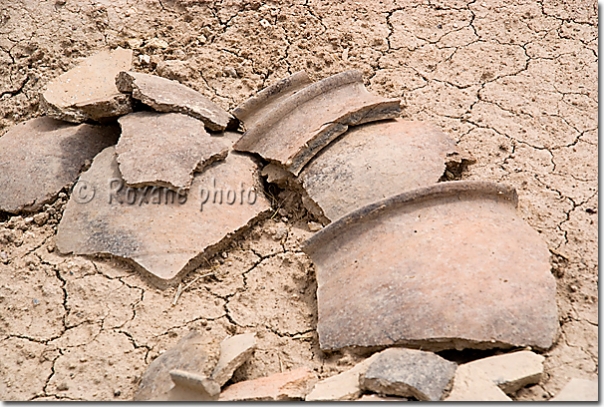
[231,70,311,123]
[302,180,518,255]
[233,69,396,151]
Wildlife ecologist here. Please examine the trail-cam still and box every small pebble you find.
[272,226,287,241]
[33,212,49,226]
[308,222,322,232]
[223,67,237,78]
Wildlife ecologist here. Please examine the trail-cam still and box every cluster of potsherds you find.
[0,47,272,288]
[0,47,581,401]
[142,328,594,401]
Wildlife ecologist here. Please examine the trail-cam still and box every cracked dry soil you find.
[0,0,597,401]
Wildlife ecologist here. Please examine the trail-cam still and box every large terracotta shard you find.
[56,147,270,287]
[40,48,133,123]
[116,71,233,131]
[303,181,558,352]
[116,112,229,190]
[233,70,401,175]
[0,117,119,214]
[300,118,463,221]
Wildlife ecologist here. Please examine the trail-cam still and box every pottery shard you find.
[232,71,312,132]
[306,353,380,401]
[233,70,401,175]
[218,367,318,401]
[164,370,220,401]
[445,363,512,401]
[211,333,257,387]
[116,112,229,190]
[550,378,598,401]
[134,330,220,401]
[40,48,133,123]
[55,147,270,287]
[303,181,558,352]
[116,71,233,131]
[0,117,119,214]
[300,118,464,221]
[465,351,545,394]
[360,348,457,401]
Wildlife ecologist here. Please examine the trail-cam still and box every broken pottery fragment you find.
[218,367,318,401]
[303,181,558,352]
[360,348,457,401]
[211,333,257,387]
[300,118,464,221]
[0,117,119,214]
[56,147,270,287]
[233,70,401,175]
[134,330,220,401]
[232,71,312,132]
[550,378,598,401]
[116,71,233,131]
[40,48,133,123]
[464,350,544,394]
[116,112,229,189]
[306,353,380,401]
[164,370,220,401]
[445,363,511,401]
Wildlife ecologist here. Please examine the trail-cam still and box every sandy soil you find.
[0,0,598,401]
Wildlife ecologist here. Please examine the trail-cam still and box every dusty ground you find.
[0,0,598,401]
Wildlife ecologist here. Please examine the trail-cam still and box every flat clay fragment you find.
[40,48,133,123]
[56,147,270,287]
[300,118,464,221]
[0,117,118,213]
[116,112,229,190]
[116,71,233,131]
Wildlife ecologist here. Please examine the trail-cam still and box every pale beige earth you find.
[0,0,597,401]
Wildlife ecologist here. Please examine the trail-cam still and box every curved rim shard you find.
[232,71,312,126]
[302,180,557,352]
[233,70,401,175]
[303,181,518,254]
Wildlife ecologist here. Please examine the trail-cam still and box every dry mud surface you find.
[0,0,598,401]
